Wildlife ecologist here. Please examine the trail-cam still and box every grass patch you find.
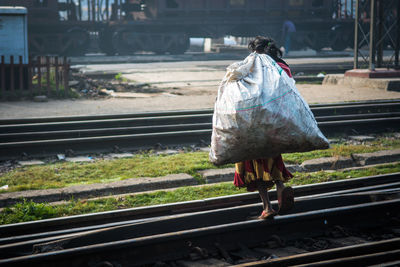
[295,80,323,85]
[283,137,400,164]
[1,163,400,225]
[1,136,399,192]
[0,183,246,225]
[114,72,129,82]
[0,152,232,192]
[32,71,80,99]
[288,163,400,186]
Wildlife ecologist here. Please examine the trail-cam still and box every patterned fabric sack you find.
[209,53,329,166]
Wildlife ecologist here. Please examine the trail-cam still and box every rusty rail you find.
[0,196,398,266]
[0,55,70,100]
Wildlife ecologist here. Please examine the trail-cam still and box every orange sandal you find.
[278,186,294,214]
[258,210,277,220]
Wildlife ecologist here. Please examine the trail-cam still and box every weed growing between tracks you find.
[295,80,323,85]
[0,183,246,225]
[0,135,400,192]
[0,152,231,192]
[1,163,400,225]
[282,136,400,164]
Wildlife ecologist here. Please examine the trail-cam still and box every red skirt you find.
[234,155,293,192]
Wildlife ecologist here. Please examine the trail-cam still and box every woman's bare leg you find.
[275,180,294,213]
[275,180,285,196]
[256,180,274,212]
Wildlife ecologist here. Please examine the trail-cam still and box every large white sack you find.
[209,53,329,166]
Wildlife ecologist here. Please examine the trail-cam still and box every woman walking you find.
[233,36,295,220]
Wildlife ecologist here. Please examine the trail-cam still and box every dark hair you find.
[248,36,283,61]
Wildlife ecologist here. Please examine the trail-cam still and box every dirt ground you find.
[2,83,400,119]
[1,58,400,119]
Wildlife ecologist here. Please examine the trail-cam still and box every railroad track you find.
[1,99,400,160]
[0,173,399,266]
[0,173,397,244]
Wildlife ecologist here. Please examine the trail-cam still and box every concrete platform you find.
[345,68,400,79]
[323,73,400,91]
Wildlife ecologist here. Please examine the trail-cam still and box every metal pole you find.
[55,57,59,93]
[28,56,32,97]
[96,1,101,21]
[376,0,383,68]
[88,0,91,21]
[1,56,4,99]
[106,0,109,20]
[63,57,69,97]
[19,56,23,91]
[351,0,354,18]
[395,0,400,69]
[68,0,71,20]
[46,56,50,96]
[37,56,42,95]
[117,0,120,20]
[369,0,376,70]
[10,56,14,94]
[78,0,82,20]
[92,0,96,22]
[354,0,359,69]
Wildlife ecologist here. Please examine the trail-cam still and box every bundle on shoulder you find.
[209,53,329,166]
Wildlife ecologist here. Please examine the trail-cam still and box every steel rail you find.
[1,100,400,128]
[1,116,400,160]
[0,123,212,142]
[0,128,211,159]
[0,100,399,160]
[309,98,400,107]
[12,189,398,253]
[296,249,400,266]
[0,114,213,133]
[310,102,400,116]
[1,112,400,143]
[0,198,398,266]
[0,173,398,240]
[319,116,400,133]
[234,238,400,266]
[0,190,390,260]
[316,111,400,122]
[1,181,398,253]
[1,180,399,256]
[0,109,214,125]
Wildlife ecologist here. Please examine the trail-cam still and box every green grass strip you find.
[1,163,400,225]
[1,136,399,193]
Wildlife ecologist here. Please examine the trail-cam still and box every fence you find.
[0,55,70,99]
[353,0,400,70]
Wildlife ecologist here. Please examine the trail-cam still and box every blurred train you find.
[0,0,355,56]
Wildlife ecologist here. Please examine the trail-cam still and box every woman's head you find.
[248,36,282,60]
